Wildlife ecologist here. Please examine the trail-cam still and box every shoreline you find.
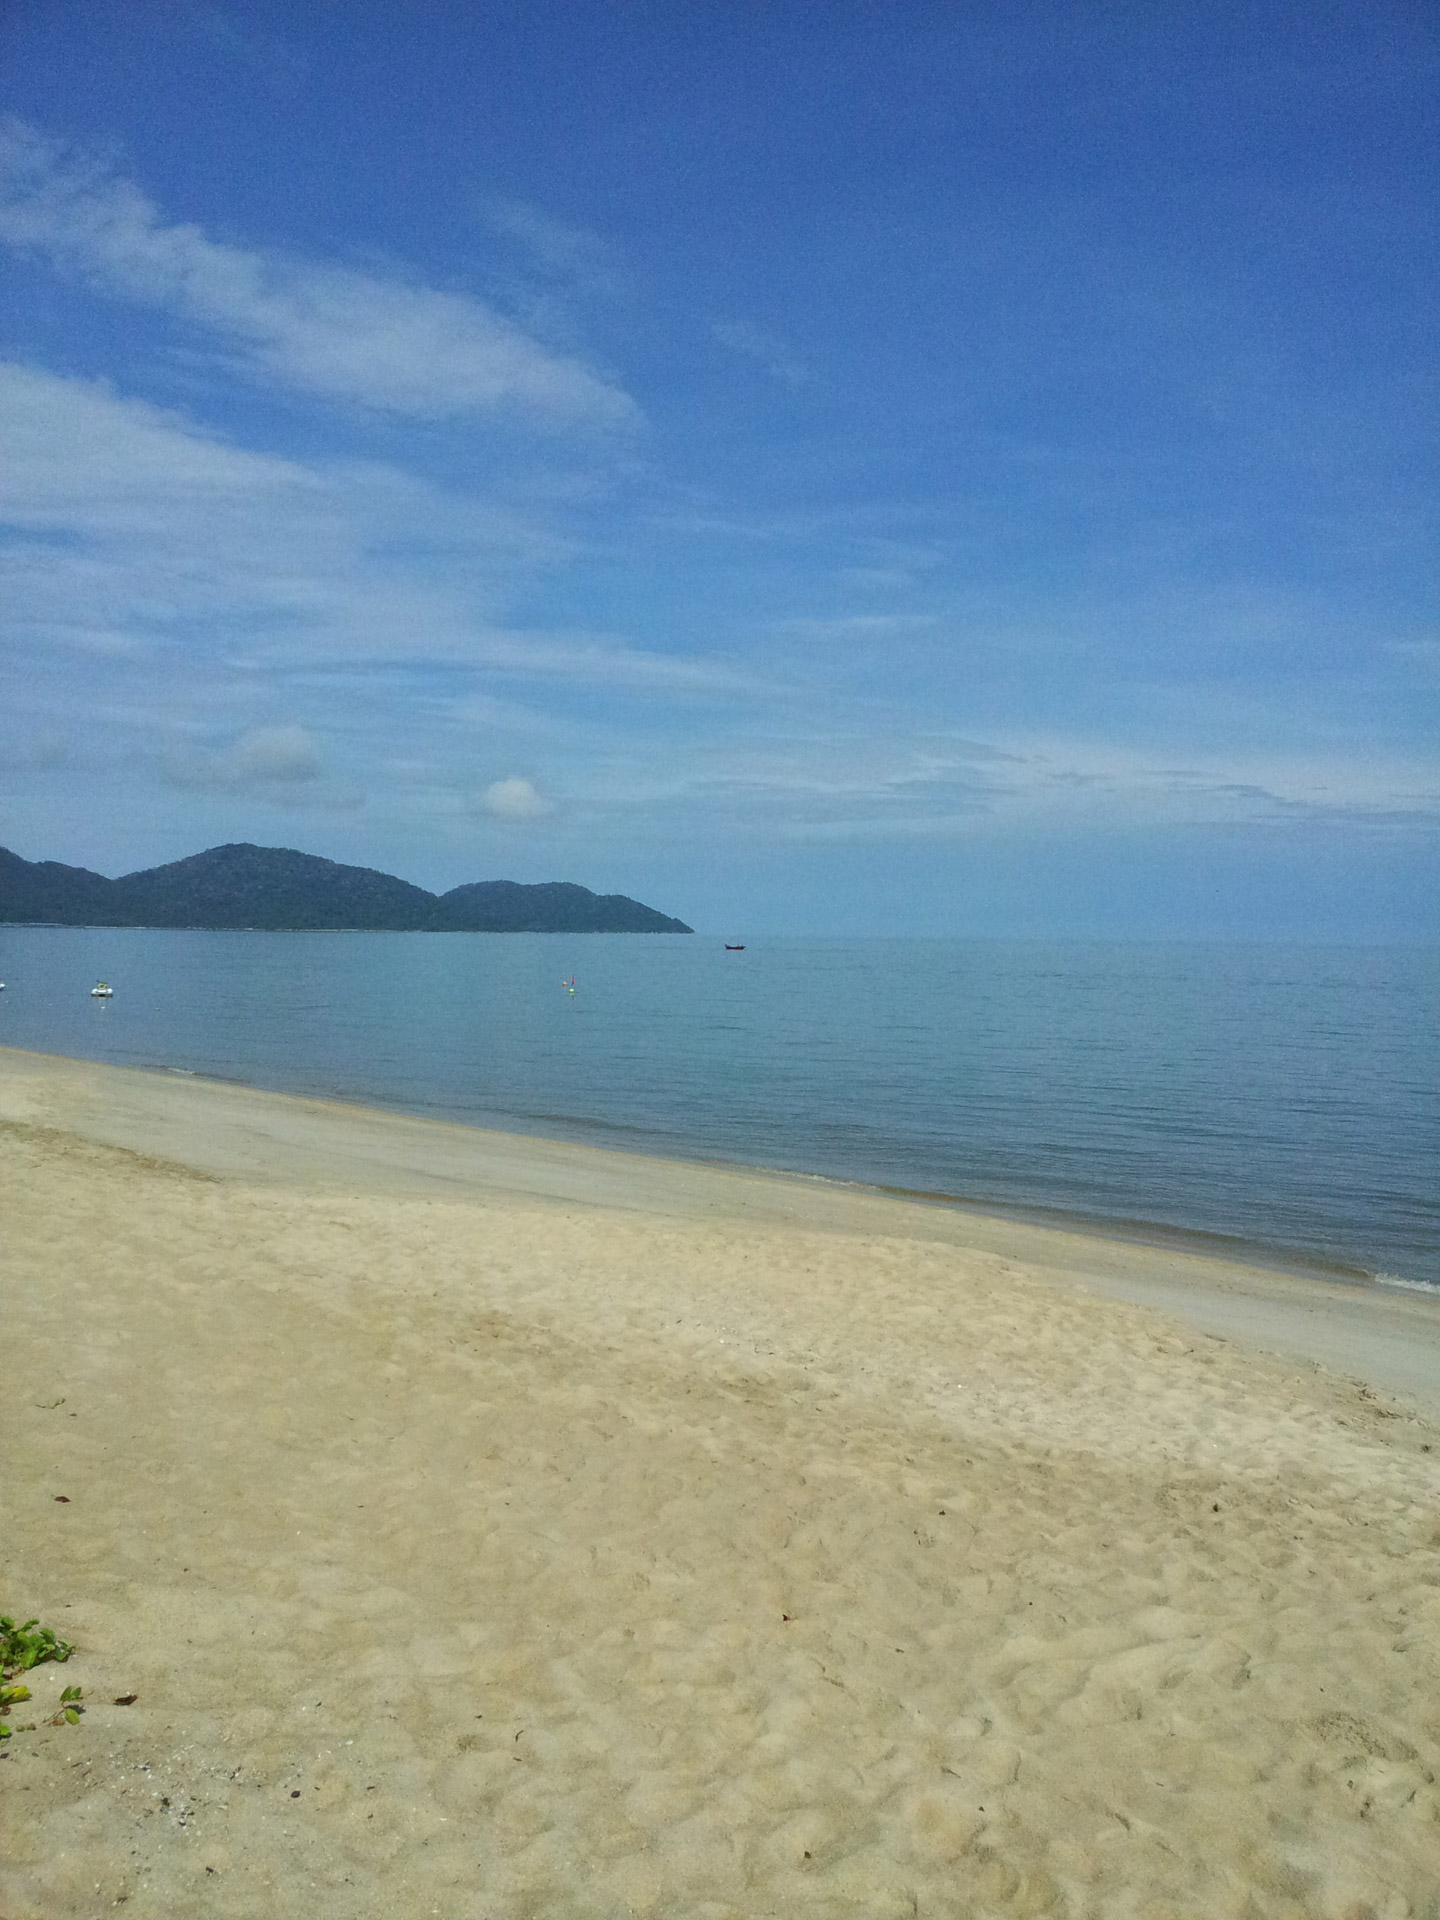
[4,1041,1440,1422]
[5,1036,1432,1300]
[5,1040,1440,1916]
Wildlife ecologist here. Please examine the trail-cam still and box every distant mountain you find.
[0,842,692,933]
[438,879,688,933]
[107,844,440,931]
[0,847,119,925]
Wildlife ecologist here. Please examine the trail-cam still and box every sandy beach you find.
[3,1045,1439,1919]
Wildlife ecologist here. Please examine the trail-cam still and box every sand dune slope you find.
[3,1098,1440,1918]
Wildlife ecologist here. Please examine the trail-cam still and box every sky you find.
[0,0,1435,937]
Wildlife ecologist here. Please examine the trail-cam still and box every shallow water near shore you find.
[1,927,1436,1287]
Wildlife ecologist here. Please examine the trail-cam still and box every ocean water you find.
[1,927,1436,1289]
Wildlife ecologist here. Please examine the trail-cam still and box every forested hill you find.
[0,843,692,933]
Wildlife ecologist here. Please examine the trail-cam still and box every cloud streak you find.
[0,119,636,426]
[0,362,753,718]
[533,728,1440,846]
[712,319,810,387]
[479,196,620,293]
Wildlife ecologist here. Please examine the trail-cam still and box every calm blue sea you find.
[1,928,1436,1289]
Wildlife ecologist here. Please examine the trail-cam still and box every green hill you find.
[0,842,692,933]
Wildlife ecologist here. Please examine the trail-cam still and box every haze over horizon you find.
[1,2,1435,938]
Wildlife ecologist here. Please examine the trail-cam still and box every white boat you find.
[91,981,113,998]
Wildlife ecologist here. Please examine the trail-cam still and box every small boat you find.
[724,944,745,951]
[91,981,113,997]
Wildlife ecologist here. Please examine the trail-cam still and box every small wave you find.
[1370,1270,1440,1295]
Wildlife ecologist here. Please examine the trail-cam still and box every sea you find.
[1,927,1436,1291]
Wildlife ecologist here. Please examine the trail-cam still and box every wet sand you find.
[3,1046,1439,1918]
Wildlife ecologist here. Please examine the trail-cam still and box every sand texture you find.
[3,1048,1439,1919]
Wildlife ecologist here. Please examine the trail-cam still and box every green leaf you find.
[63,1707,80,1724]
[0,1685,31,1706]
[0,1616,75,1677]
[60,1685,82,1703]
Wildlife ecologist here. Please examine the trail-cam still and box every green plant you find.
[54,1685,84,1726]
[0,1616,77,1738]
[1,1616,75,1674]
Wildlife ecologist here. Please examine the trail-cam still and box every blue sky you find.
[1,1,1435,935]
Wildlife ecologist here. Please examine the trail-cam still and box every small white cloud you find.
[161,724,324,791]
[477,775,552,820]
[229,724,323,782]
[0,118,636,427]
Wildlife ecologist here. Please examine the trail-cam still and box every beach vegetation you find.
[1,1615,74,1673]
[0,1615,76,1739]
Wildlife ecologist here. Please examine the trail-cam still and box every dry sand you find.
[3,1046,1439,1920]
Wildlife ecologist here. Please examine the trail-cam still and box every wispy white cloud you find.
[479,196,620,292]
[712,319,810,387]
[411,626,760,693]
[0,363,752,728]
[774,613,940,644]
[0,119,636,426]
[985,735,1440,832]
[2,363,1432,857]
[0,365,504,642]
[522,724,1440,847]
